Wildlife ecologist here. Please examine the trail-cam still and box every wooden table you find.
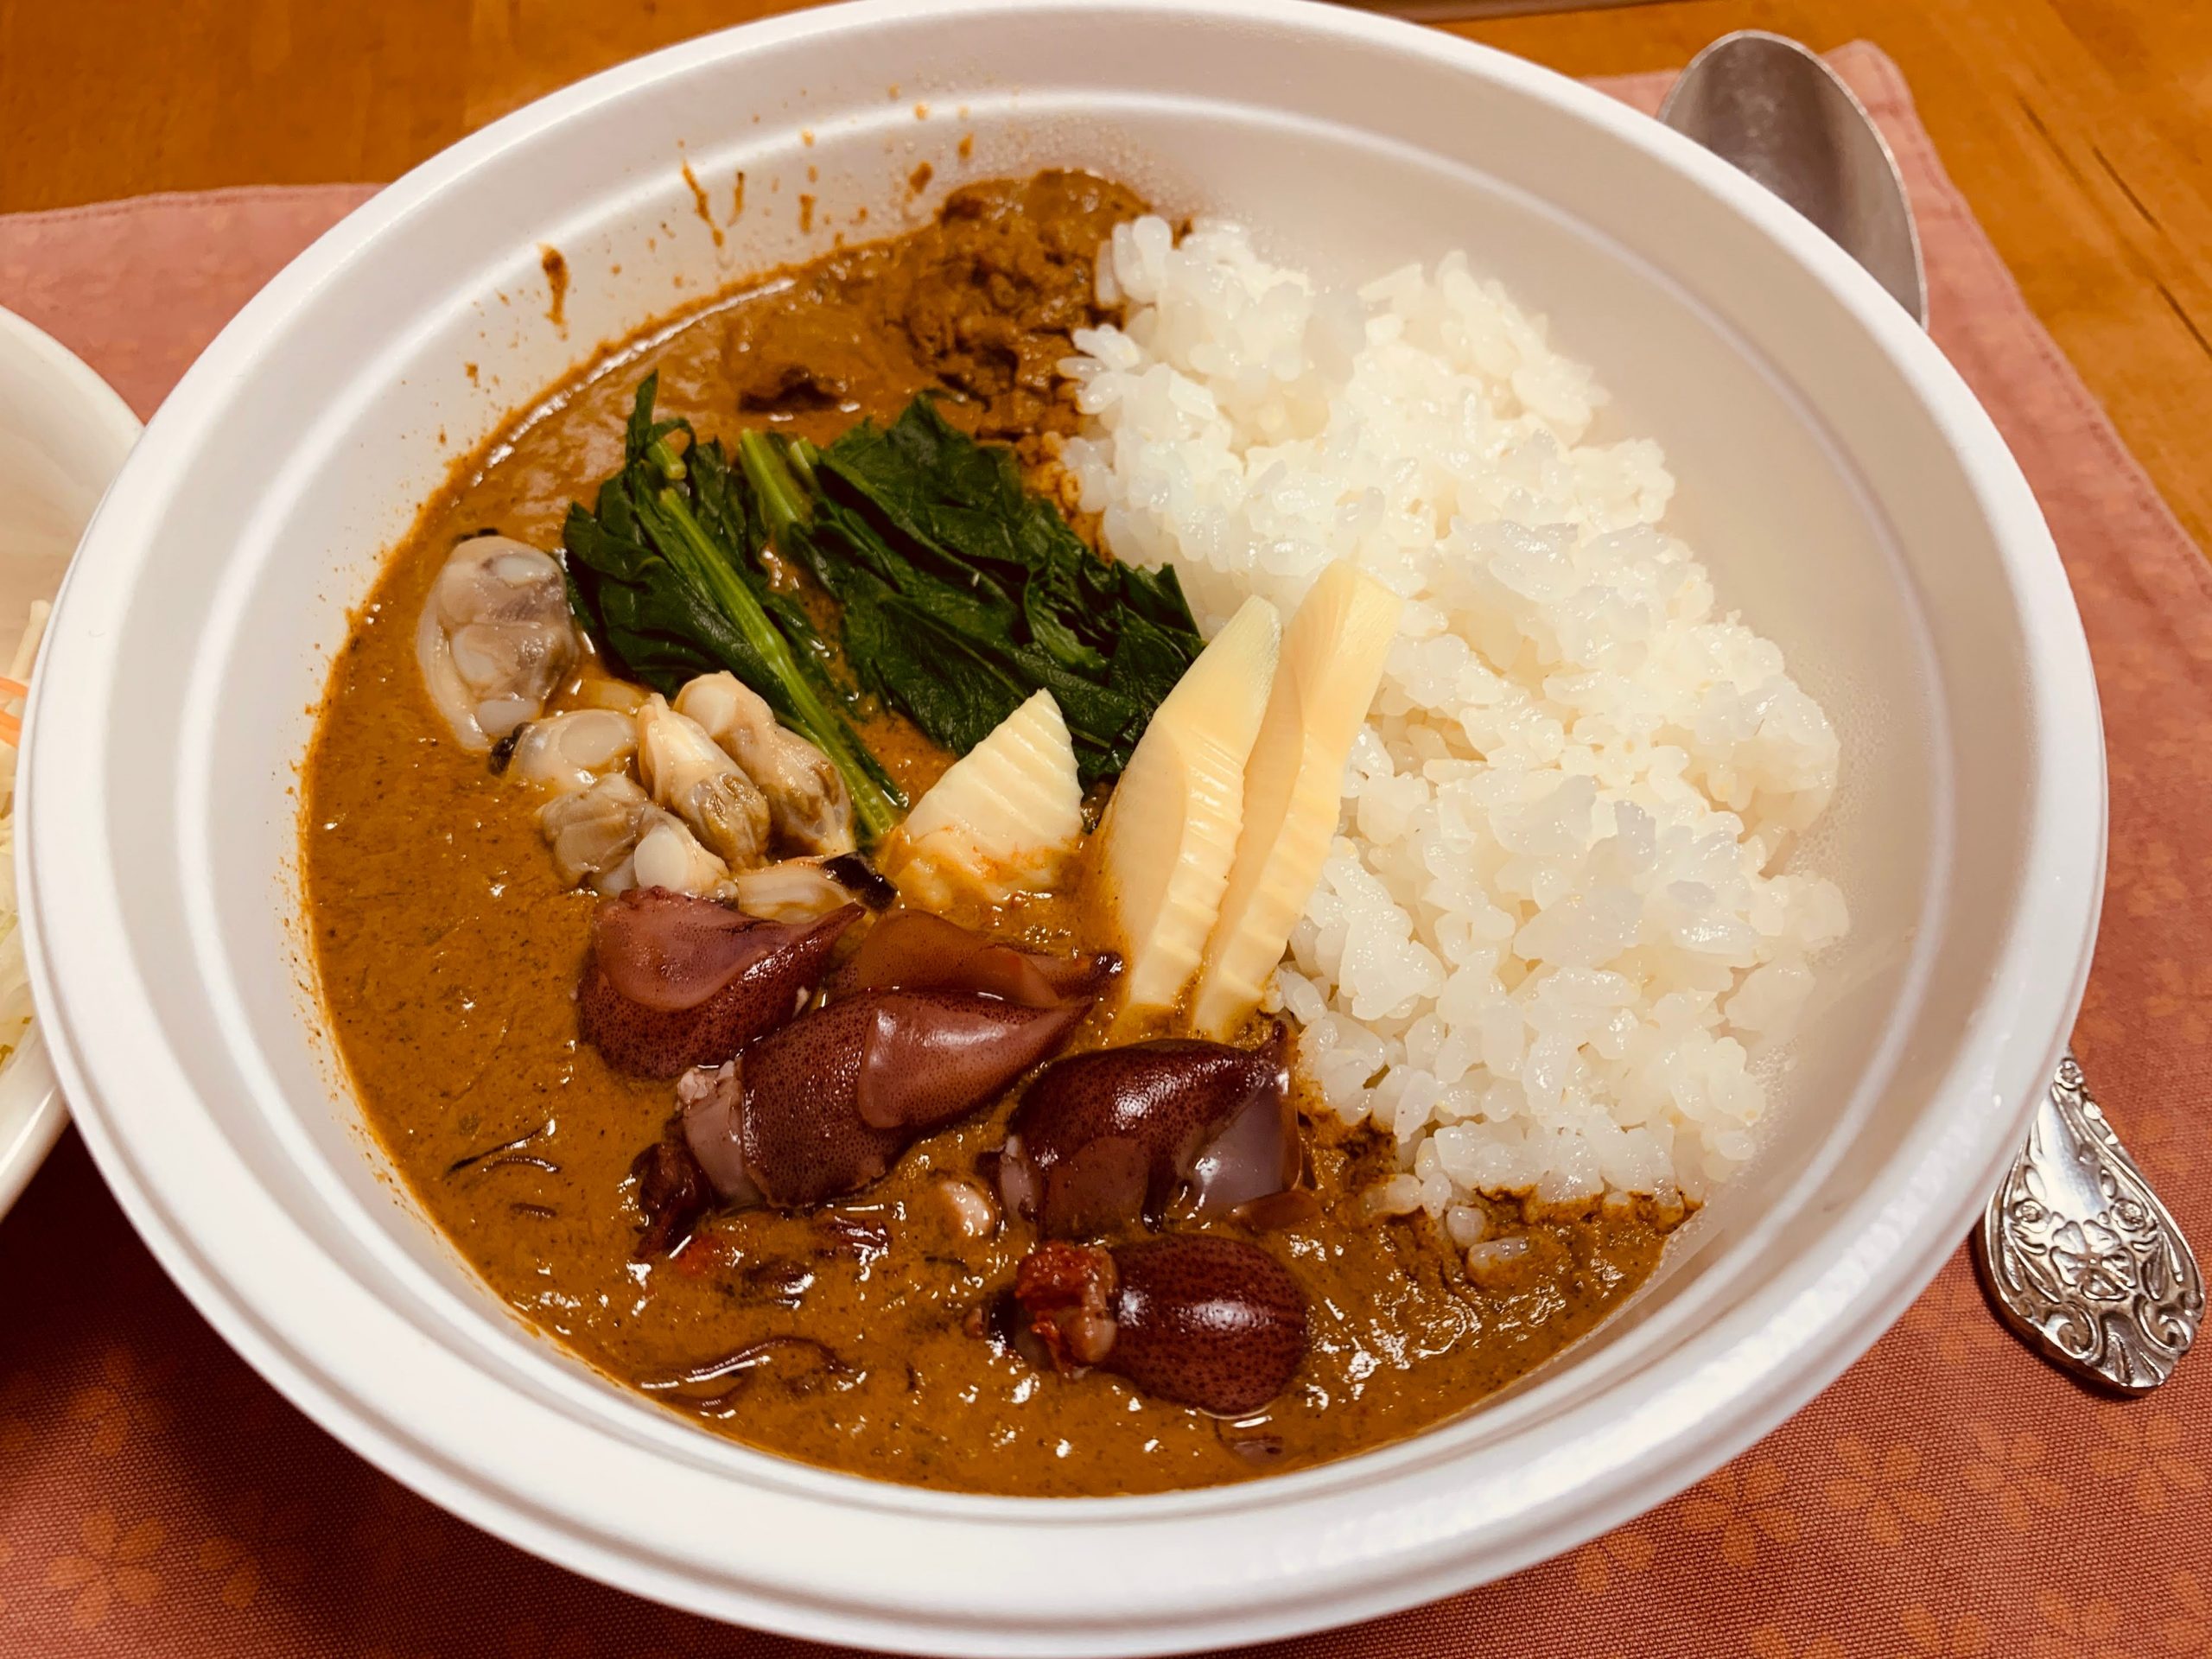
[3,0,2206,551]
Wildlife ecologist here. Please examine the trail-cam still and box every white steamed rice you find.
[1060,219,1848,1214]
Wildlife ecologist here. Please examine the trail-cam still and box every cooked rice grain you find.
[1063,220,1847,1205]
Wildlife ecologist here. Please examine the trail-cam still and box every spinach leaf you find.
[779,397,1205,780]
[845,588,1033,748]
[561,376,906,842]
[569,377,1205,803]
[561,501,759,693]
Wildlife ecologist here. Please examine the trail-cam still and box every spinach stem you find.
[736,430,811,549]
[785,437,823,495]
[649,485,903,842]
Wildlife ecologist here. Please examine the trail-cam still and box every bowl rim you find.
[0,303,140,1223]
[19,1,2105,1651]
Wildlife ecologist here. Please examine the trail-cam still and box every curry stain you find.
[798,194,815,233]
[302,173,1681,1497]
[958,134,974,163]
[538,246,569,330]
[908,161,933,196]
[732,170,747,220]
[679,162,724,249]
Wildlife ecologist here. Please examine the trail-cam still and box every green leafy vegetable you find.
[565,379,1205,813]
[741,397,1205,779]
[562,375,905,843]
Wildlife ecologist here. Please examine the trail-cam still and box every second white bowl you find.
[0,304,138,1220]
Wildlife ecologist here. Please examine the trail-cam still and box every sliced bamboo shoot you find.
[881,690,1084,910]
[1093,595,1282,1023]
[1193,562,1403,1039]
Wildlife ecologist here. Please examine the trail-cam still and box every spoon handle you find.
[1975,1052,2202,1391]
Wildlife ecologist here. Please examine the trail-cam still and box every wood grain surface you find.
[3,0,2205,550]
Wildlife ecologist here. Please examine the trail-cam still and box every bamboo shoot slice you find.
[1193,562,1403,1039]
[882,690,1084,909]
[1093,595,1282,1024]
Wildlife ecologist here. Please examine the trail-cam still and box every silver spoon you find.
[1659,31,1925,323]
[1662,31,2201,1392]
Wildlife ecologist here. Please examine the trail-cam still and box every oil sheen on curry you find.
[304,172,1683,1497]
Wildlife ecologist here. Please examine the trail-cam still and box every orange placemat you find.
[0,43,2204,1659]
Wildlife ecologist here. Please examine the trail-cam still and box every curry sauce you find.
[302,173,1678,1496]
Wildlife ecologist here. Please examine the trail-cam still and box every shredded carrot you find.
[0,677,26,700]
[0,712,19,745]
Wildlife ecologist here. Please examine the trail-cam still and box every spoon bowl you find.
[1660,30,1927,323]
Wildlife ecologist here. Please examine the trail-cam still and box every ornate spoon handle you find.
[1975,1053,2202,1392]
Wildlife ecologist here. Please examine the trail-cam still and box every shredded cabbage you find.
[0,601,52,1074]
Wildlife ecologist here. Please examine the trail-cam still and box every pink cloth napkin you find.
[0,41,2204,1659]
[0,186,378,421]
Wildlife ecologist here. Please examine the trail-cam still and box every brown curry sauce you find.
[302,173,1678,1497]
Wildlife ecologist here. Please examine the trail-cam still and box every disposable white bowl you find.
[22,1,2101,1652]
[0,305,138,1220]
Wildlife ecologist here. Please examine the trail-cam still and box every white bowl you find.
[0,305,139,1220]
[22,2,2101,1651]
